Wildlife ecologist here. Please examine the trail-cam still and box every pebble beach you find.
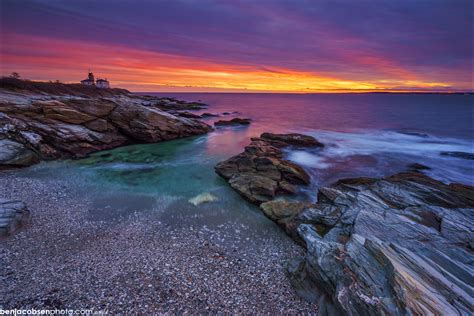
[0,172,317,314]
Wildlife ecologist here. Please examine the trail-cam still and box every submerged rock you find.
[0,88,212,164]
[260,133,324,148]
[222,111,241,115]
[214,118,252,126]
[188,192,218,206]
[154,98,208,111]
[407,162,431,171]
[215,133,319,204]
[286,172,474,315]
[0,198,30,238]
[440,151,474,160]
[200,112,219,118]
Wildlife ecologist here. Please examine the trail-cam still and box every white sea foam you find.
[304,130,473,158]
[287,129,473,185]
[288,151,331,168]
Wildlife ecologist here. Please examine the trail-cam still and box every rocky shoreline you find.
[0,78,212,169]
[215,133,323,204]
[0,80,318,313]
[2,80,473,314]
[214,133,474,315]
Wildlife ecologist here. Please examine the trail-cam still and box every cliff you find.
[0,78,212,168]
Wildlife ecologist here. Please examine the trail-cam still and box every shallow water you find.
[13,93,474,226]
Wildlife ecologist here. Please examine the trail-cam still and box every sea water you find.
[14,93,473,228]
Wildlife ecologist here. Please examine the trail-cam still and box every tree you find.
[10,72,20,79]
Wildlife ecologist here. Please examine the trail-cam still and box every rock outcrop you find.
[260,133,324,148]
[176,111,202,119]
[0,199,30,238]
[0,138,39,169]
[0,88,212,167]
[279,172,474,315]
[200,112,219,118]
[215,133,321,204]
[214,118,252,126]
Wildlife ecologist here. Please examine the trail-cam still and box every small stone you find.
[188,193,219,206]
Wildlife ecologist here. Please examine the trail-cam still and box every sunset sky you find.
[1,0,472,92]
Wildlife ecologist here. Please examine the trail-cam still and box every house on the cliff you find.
[80,71,110,88]
[80,72,95,86]
[96,78,110,89]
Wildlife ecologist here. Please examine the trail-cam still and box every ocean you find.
[13,93,474,229]
[155,92,474,186]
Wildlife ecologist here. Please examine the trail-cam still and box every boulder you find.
[287,172,474,315]
[214,118,252,126]
[261,133,324,148]
[0,199,30,238]
[0,138,39,168]
[222,111,240,116]
[260,200,307,220]
[188,192,218,206]
[0,89,212,162]
[215,133,320,205]
[200,112,219,118]
[229,174,278,204]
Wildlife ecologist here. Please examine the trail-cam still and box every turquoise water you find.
[16,134,280,242]
[13,93,474,226]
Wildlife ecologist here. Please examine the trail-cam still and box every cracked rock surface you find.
[0,88,212,167]
[280,172,474,315]
[0,198,30,238]
[215,133,322,204]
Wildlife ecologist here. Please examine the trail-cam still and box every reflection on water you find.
[13,93,474,224]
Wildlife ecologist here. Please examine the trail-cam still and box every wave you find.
[306,129,472,157]
[287,129,474,185]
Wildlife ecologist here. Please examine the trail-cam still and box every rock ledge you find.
[215,133,321,204]
[279,172,474,315]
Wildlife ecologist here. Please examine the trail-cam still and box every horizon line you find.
[2,77,472,94]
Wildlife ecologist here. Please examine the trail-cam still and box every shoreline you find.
[1,83,473,314]
[0,171,317,313]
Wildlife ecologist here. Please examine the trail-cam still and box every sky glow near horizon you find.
[1,0,473,92]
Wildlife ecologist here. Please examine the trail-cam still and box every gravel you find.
[0,172,317,314]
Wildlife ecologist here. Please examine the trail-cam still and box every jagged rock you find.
[286,172,474,315]
[222,111,240,115]
[260,133,324,148]
[0,199,30,238]
[260,200,307,220]
[215,133,319,204]
[200,112,219,118]
[177,111,202,119]
[260,200,308,241]
[0,88,212,163]
[155,99,208,111]
[0,138,39,168]
[214,118,252,126]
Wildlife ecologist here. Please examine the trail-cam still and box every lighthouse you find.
[80,71,110,88]
[80,71,95,86]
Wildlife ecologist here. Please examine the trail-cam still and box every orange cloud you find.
[0,33,460,92]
